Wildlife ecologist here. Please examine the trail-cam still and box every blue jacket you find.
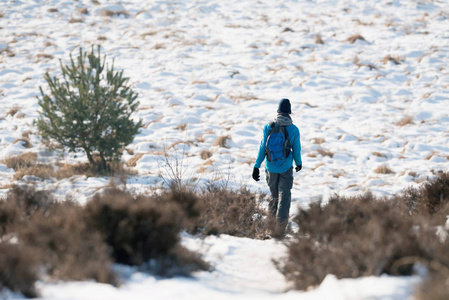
[254,123,302,173]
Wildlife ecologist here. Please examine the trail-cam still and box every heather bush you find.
[195,185,268,238]
[279,172,449,295]
[83,187,209,275]
[0,242,39,298]
[18,201,116,285]
[0,185,116,297]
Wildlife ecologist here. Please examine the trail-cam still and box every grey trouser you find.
[265,167,293,228]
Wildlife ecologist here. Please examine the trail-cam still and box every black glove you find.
[295,164,302,172]
[252,167,260,181]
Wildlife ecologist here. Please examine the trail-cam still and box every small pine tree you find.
[37,46,143,171]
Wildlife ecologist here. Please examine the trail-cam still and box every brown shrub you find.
[398,172,449,216]
[18,202,116,285]
[195,186,267,238]
[84,187,189,266]
[0,185,116,297]
[0,242,40,298]
[416,272,449,300]
[279,193,424,290]
[160,188,203,223]
[280,173,449,294]
[149,244,211,277]
[6,184,54,217]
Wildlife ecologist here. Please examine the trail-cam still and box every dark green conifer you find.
[37,46,142,171]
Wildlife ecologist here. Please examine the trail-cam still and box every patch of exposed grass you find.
[213,135,231,148]
[3,153,135,180]
[374,165,395,174]
[381,55,402,65]
[127,153,144,167]
[6,106,20,117]
[315,34,325,44]
[347,34,367,44]
[317,148,334,158]
[200,150,213,160]
[310,137,325,144]
[99,9,129,18]
[396,116,414,126]
[372,152,386,158]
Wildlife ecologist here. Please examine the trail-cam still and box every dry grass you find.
[176,123,187,131]
[6,106,20,117]
[213,136,231,148]
[374,165,395,174]
[68,18,83,23]
[381,55,402,65]
[3,153,134,180]
[315,34,325,44]
[78,7,89,15]
[99,9,129,18]
[372,152,386,158]
[310,137,325,144]
[127,153,144,167]
[4,152,37,171]
[36,54,54,62]
[200,150,213,160]
[317,148,334,158]
[353,56,377,70]
[13,138,32,149]
[347,34,367,44]
[396,116,414,126]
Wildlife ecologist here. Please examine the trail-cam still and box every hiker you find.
[252,98,302,237]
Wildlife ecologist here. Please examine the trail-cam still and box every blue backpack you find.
[265,122,292,166]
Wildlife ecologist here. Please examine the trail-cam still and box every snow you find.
[1,0,448,298]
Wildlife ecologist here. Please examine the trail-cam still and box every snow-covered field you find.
[1,0,448,299]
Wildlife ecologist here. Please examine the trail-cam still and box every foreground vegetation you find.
[0,182,266,297]
[1,171,448,298]
[279,172,449,299]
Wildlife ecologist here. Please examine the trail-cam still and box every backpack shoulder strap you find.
[269,121,276,128]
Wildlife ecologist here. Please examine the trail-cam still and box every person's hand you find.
[295,164,302,172]
[252,167,260,181]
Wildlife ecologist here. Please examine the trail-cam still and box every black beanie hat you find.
[277,98,292,114]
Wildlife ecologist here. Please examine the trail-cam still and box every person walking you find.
[252,98,302,237]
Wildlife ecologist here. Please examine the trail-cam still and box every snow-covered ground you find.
[1,0,448,299]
